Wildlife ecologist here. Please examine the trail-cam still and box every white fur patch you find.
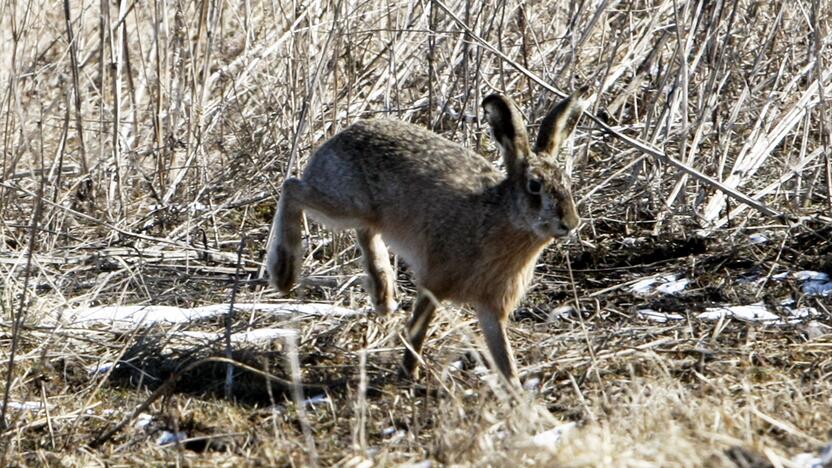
[304,208,363,232]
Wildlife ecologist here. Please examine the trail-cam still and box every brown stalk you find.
[0,111,45,439]
[152,0,164,189]
[434,0,786,223]
[811,0,832,211]
[63,0,89,182]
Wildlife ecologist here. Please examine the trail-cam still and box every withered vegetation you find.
[1,0,830,466]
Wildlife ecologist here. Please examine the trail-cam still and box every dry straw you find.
[1,0,830,465]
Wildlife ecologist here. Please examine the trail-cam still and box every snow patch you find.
[62,303,361,328]
[794,271,829,281]
[656,278,691,295]
[523,377,541,391]
[177,327,297,344]
[549,305,576,320]
[791,441,832,468]
[381,426,407,440]
[629,274,690,296]
[5,401,52,411]
[795,271,832,297]
[637,309,684,323]
[699,304,778,322]
[87,362,114,375]
[698,301,818,324]
[134,413,153,430]
[156,430,188,446]
[768,271,831,296]
[400,462,432,468]
[748,233,769,244]
[303,394,330,407]
[530,422,576,448]
[270,394,332,415]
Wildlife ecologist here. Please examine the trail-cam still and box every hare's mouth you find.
[535,220,575,239]
[552,228,571,239]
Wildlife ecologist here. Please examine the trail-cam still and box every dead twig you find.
[434,0,786,224]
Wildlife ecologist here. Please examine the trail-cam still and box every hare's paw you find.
[397,356,420,381]
[374,299,399,315]
[270,245,299,294]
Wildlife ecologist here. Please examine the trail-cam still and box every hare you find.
[266,87,589,384]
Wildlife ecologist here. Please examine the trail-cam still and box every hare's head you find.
[482,87,589,240]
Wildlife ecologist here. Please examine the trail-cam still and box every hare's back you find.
[309,119,502,193]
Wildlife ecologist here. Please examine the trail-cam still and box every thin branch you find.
[433,0,786,223]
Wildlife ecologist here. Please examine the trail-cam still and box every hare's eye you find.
[526,179,543,194]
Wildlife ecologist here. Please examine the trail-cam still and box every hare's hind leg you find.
[357,229,397,314]
[267,178,305,293]
[268,176,374,293]
[476,307,520,386]
[400,292,438,378]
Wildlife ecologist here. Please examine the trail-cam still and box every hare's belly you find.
[381,231,428,283]
[305,208,365,232]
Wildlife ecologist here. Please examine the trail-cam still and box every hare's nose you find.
[560,213,579,232]
[552,222,571,237]
[560,205,580,231]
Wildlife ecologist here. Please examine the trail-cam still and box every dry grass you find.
[1,0,831,466]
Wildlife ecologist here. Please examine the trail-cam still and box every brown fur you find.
[265,88,590,385]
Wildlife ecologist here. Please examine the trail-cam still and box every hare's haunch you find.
[267,88,589,385]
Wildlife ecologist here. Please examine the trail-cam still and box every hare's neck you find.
[476,212,551,312]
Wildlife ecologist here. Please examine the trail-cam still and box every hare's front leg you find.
[399,292,438,378]
[476,307,520,386]
[357,229,398,314]
[267,178,305,293]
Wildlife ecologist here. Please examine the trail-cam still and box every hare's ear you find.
[533,85,590,157]
[482,94,531,179]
